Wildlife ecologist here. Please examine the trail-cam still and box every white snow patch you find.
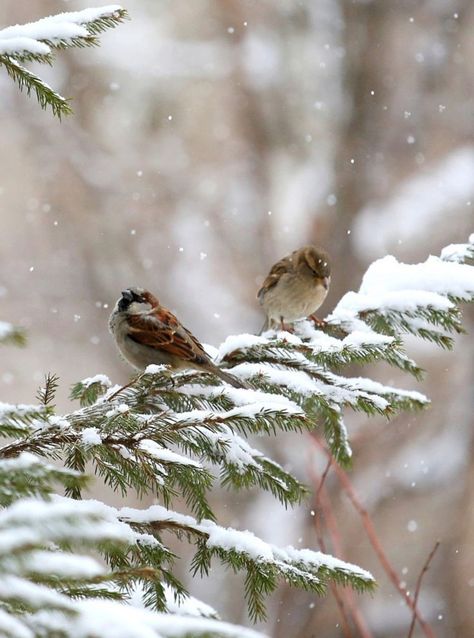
[81,374,112,388]
[119,504,374,583]
[139,440,201,468]
[81,427,102,446]
[144,364,168,374]
[71,599,265,638]
[105,403,130,418]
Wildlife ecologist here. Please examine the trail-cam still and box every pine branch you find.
[0,235,471,632]
[36,373,60,407]
[440,234,474,264]
[0,6,128,117]
[0,56,72,117]
[119,502,375,622]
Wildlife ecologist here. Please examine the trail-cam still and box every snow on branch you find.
[0,467,261,637]
[327,247,474,349]
[119,502,375,620]
[441,232,474,264]
[0,5,128,117]
[0,235,472,632]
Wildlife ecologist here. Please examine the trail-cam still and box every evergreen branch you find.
[70,374,112,407]
[120,504,375,622]
[0,56,72,117]
[178,425,308,506]
[36,373,60,407]
[440,236,474,264]
[0,453,88,506]
[0,7,128,53]
[0,6,127,118]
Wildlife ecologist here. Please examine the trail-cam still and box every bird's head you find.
[117,287,158,313]
[297,246,331,290]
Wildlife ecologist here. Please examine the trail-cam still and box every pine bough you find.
[0,5,128,117]
[0,236,472,637]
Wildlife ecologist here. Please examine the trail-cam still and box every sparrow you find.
[109,287,248,389]
[257,245,330,331]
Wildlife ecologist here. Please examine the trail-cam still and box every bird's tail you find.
[214,366,250,390]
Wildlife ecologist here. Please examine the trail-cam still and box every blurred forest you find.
[0,1,473,636]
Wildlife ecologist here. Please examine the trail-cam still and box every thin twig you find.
[311,435,436,638]
[309,449,373,638]
[316,457,332,501]
[309,459,354,638]
[407,541,441,638]
[107,373,145,402]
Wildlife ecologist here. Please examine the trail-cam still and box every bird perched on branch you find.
[109,287,248,389]
[257,245,331,332]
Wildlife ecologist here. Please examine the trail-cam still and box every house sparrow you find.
[257,245,330,331]
[109,287,248,389]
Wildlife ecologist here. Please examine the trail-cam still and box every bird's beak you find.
[322,277,330,291]
[121,289,134,302]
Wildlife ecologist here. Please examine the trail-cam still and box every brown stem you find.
[107,373,146,401]
[309,451,373,638]
[311,435,436,638]
[309,460,354,638]
[407,541,441,638]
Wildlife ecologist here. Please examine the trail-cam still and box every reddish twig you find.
[407,541,441,638]
[316,457,333,501]
[309,449,374,638]
[311,435,436,638]
[309,458,354,638]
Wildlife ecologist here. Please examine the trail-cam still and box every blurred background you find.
[0,1,473,636]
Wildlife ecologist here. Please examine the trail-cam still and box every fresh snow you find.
[329,254,474,331]
[332,290,453,319]
[22,551,104,579]
[0,37,51,56]
[194,424,264,472]
[359,255,474,298]
[81,373,112,388]
[139,439,202,468]
[118,503,374,583]
[0,5,124,63]
[0,574,75,610]
[0,402,41,418]
[441,239,474,263]
[163,585,217,618]
[105,403,130,418]
[0,609,32,638]
[70,599,266,638]
[144,364,168,374]
[81,427,102,446]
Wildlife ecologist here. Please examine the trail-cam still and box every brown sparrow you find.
[257,245,330,331]
[109,288,248,389]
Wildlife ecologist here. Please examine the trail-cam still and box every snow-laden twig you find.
[0,5,127,117]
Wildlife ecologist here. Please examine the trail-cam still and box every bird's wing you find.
[127,310,209,365]
[257,254,294,301]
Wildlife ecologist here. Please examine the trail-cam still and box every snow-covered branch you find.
[0,235,472,634]
[0,5,128,117]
